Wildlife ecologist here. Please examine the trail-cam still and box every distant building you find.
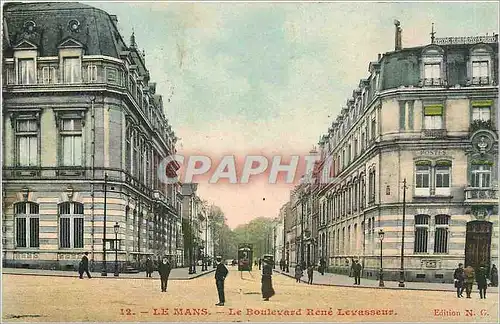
[2,2,181,271]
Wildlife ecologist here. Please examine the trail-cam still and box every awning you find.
[424,104,443,116]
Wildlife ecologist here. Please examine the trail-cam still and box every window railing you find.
[422,129,447,138]
[421,78,444,86]
[471,76,490,85]
[470,119,493,132]
[464,187,498,200]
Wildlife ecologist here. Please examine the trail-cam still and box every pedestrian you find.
[79,252,91,279]
[349,258,354,277]
[453,263,465,298]
[294,264,303,283]
[258,258,262,270]
[319,258,326,275]
[490,264,498,287]
[158,256,171,292]
[353,260,362,285]
[279,259,284,271]
[476,265,488,299]
[285,260,289,273]
[261,258,275,301]
[215,256,228,306]
[146,257,154,278]
[307,263,314,284]
[463,265,475,298]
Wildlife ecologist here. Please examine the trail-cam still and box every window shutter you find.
[424,104,443,116]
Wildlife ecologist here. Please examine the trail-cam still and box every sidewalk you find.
[2,267,215,280]
[274,269,499,293]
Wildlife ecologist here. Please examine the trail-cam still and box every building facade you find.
[2,2,182,271]
[281,26,498,282]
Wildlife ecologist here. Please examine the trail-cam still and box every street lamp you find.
[114,222,120,277]
[378,229,385,287]
[398,178,407,288]
[101,173,108,276]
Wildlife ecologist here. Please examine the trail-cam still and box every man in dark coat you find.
[158,257,171,292]
[476,265,488,299]
[319,258,326,275]
[261,258,275,301]
[79,252,91,279]
[146,257,154,278]
[453,263,465,298]
[215,256,228,306]
[353,260,362,285]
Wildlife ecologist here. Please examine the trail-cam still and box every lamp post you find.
[378,229,385,287]
[398,178,407,288]
[114,222,120,277]
[101,173,108,276]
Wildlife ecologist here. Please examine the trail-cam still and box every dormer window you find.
[472,61,489,85]
[468,44,494,86]
[420,45,444,86]
[18,58,35,85]
[424,63,440,81]
[63,57,81,83]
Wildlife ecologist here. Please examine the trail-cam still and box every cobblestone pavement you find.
[3,268,498,322]
[274,269,500,293]
[2,267,215,280]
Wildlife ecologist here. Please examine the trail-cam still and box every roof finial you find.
[130,28,136,48]
[430,23,436,44]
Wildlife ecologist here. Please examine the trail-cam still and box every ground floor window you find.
[15,202,39,248]
[58,202,84,248]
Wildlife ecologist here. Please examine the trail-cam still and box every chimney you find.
[377,53,381,61]
[394,19,402,51]
[110,15,118,27]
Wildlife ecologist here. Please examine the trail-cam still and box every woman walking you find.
[490,264,498,287]
[261,259,275,301]
[294,264,303,283]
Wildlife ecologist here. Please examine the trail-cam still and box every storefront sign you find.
[419,150,446,156]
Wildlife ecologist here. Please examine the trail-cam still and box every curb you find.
[2,268,216,281]
[273,270,465,293]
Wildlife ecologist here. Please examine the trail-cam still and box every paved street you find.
[2,267,215,280]
[274,269,500,293]
[3,267,497,322]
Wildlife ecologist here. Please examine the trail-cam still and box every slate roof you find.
[3,2,128,58]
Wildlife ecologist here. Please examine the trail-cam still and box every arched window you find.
[434,215,450,253]
[58,202,84,249]
[414,214,430,253]
[15,202,39,248]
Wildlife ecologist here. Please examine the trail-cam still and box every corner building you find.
[316,32,498,282]
[2,2,182,271]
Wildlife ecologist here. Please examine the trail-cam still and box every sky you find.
[86,1,498,229]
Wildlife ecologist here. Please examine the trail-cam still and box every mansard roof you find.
[3,2,128,58]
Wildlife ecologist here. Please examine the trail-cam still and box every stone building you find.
[314,25,498,282]
[279,25,498,282]
[2,2,182,272]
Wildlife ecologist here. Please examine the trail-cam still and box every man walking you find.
[215,256,228,306]
[307,263,314,284]
[79,252,92,279]
[353,260,362,285]
[158,256,171,292]
[319,258,326,275]
[476,265,488,299]
[463,265,475,298]
[453,263,465,298]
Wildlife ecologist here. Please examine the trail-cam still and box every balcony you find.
[464,187,498,205]
[470,76,490,86]
[470,119,494,133]
[422,129,447,138]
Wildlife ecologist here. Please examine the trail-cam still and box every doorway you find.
[465,221,492,270]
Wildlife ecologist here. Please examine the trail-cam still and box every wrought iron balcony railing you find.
[464,187,498,204]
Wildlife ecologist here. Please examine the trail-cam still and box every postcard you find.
[1,0,499,323]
